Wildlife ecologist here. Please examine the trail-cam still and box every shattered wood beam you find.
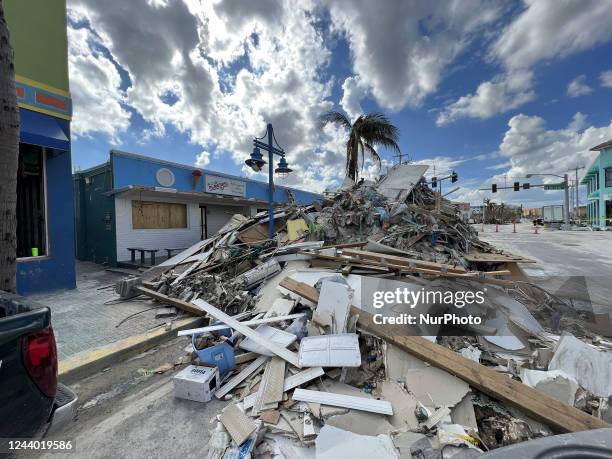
[192,299,301,368]
[341,248,468,273]
[301,251,513,285]
[136,286,207,316]
[278,277,611,433]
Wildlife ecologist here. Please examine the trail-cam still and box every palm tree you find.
[0,1,19,292]
[318,111,401,182]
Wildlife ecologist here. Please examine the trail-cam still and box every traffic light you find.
[451,171,458,183]
[514,182,520,191]
[491,184,497,193]
[431,176,437,188]
[523,183,530,190]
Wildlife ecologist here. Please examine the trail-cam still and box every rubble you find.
[113,167,612,457]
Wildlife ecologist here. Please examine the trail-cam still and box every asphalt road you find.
[21,338,226,459]
[477,222,612,311]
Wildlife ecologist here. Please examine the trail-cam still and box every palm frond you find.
[318,110,352,131]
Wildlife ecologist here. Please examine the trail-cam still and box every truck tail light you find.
[22,326,58,398]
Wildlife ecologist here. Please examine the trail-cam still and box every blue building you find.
[5,0,76,294]
[73,151,322,266]
[581,139,612,229]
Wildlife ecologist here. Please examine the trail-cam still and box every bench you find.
[165,247,188,259]
[127,247,159,266]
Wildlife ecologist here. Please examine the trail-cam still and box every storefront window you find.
[132,201,188,229]
[16,144,47,258]
[605,168,612,188]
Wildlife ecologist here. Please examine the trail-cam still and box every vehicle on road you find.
[0,291,77,438]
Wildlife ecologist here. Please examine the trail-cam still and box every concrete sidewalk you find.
[30,261,179,360]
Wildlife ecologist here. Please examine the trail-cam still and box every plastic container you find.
[192,335,235,377]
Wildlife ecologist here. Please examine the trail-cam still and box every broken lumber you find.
[278,277,611,433]
[192,299,301,368]
[341,248,468,273]
[243,367,325,409]
[136,286,206,316]
[177,312,307,336]
[216,355,269,399]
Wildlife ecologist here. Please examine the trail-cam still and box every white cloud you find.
[567,75,592,97]
[439,0,612,126]
[567,112,587,132]
[327,0,504,110]
[600,70,612,88]
[340,76,367,121]
[437,70,535,125]
[195,151,210,167]
[412,156,465,177]
[453,113,612,205]
[67,0,346,193]
[67,25,131,140]
[491,0,612,70]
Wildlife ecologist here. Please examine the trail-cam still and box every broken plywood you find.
[220,404,257,445]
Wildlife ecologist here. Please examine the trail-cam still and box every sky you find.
[67,0,612,206]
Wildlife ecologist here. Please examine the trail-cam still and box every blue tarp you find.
[19,108,70,151]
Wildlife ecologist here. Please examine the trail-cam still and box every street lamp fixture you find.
[245,123,292,239]
[246,146,265,172]
[275,156,292,176]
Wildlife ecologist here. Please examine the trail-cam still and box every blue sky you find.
[67,0,612,206]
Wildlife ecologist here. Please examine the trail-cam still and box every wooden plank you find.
[192,299,301,368]
[303,251,513,286]
[464,252,536,263]
[177,312,307,336]
[342,248,468,273]
[278,277,611,433]
[136,286,206,316]
[243,367,325,410]
[216,355,268,399]
[220,404,257,445]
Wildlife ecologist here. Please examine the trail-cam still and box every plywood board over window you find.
[132,201,188,229]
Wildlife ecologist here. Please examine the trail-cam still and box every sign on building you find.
[204,174,246,197]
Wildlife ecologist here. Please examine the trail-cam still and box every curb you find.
[58,316,204,384]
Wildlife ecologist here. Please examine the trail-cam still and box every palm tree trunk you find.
[0,2,19,292]
[347,134,359,181]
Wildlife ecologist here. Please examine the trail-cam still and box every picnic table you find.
[127,247,159,266]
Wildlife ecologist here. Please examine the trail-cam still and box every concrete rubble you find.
[113,166,612,457]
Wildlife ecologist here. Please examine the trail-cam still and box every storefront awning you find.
[20,108,70,151]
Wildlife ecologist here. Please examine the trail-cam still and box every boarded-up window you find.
[132,201,187,229]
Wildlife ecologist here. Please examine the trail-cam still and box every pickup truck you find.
[0,290,77,438]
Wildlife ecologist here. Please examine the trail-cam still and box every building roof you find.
[589,139,612,151]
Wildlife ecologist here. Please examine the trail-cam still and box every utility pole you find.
[568,165,584,221]
[563,173,570,229]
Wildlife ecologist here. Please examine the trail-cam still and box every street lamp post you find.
[526,173,570,230]
[245,123,292,240]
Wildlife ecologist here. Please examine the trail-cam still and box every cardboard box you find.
[173,365,219,403]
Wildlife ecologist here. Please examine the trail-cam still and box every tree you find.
[0,1,19,292]
[318,111,400,182]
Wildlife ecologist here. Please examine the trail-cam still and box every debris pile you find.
[472,200,522,224]
[115,164,611,457]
